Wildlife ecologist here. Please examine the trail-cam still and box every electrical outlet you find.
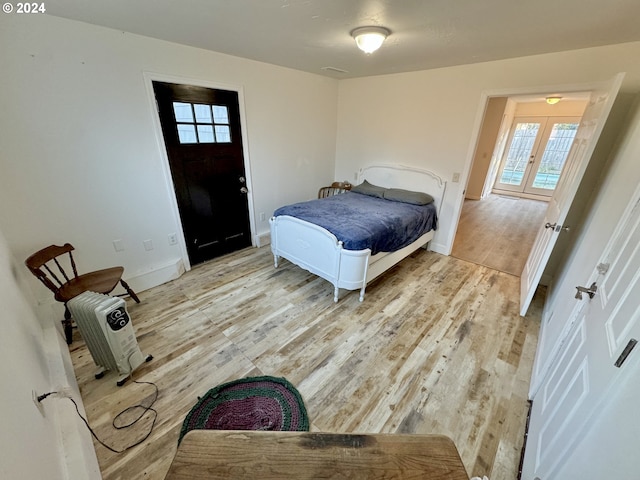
[113,239,124,252]
[260,212,266,222]
[143,239,153,251]
[168,233,178,245]
[452,172,461,183]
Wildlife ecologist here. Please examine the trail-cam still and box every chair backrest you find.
[318,182,352,199]
[25,243,79,297]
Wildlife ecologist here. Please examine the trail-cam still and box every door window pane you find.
[173,102,194,122]
[215,125,231,143]
[177,124,197,143]
[197,125,215,143]
[194,104,212,123]
[213,105,229,124]
[532,123,579,190]
[500,123,540,186]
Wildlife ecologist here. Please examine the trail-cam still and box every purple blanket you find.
[273,192,437,255]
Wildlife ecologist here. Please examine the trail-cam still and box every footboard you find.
[270,215,370,302]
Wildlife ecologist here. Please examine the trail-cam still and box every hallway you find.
[451,194,548,276]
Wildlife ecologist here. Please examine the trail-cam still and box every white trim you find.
[124,257,186,293]
[43,325,102,480]
[141,71,257,270]
[256,231,271,247]
[491,188,551,202]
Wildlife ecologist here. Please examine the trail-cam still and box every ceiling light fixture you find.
[546,96,562,105]
[351,26,390,54]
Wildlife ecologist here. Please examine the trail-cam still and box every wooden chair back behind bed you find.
[318,181,352,199]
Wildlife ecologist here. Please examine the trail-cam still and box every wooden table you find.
[165,430,470,479]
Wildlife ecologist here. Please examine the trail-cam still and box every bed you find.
[269,164,446,302]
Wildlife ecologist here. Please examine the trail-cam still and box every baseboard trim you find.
[256,231,271,248]
[492,188,551,202]
[43,325,102,479]
[124,258,186,294]
[429,241,448,255]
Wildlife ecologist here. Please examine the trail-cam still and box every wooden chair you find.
[318,181,352,199]
[25,243,140,344]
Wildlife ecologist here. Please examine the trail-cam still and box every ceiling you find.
[45,0,640,79]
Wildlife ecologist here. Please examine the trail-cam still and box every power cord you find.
[39,379,159,454]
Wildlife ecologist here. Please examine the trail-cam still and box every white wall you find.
[334,42,640,254]
[466,96,507,199]
[0,223,101,479]
[0,13,338,311]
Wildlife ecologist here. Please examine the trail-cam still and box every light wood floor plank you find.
[452,194,548,276]
[69,245,542,480]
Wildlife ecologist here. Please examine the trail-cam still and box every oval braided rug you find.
[178,376,309,444]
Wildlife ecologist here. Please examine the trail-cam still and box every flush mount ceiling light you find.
[351,26,391,54]
[546,96,562,105]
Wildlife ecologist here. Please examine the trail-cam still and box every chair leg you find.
[120,279,140,303]
[63,305,73,345]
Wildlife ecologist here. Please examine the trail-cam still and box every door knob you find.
[575,282,597,300]
[545,222,570,232]
[240,187,248,194]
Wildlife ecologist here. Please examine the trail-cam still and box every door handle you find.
[240,187,248,194]
[615,339,638,368]
[545,222,570,232]
[575,282,597,300]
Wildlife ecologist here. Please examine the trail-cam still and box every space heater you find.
[67,291,150,386]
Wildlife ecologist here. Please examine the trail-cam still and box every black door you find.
[153,82,251,265]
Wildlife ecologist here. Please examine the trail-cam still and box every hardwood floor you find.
[69,245,543,480]
[451,194,548,276]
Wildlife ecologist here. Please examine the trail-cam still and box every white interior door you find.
[519,73,624,316]
[522,183,640,480]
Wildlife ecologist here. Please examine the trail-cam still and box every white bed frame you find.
[270,164,446,302]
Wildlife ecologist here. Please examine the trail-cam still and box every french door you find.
[493,116,580,197]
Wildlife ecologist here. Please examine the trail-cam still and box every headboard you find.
[356,164,447,216]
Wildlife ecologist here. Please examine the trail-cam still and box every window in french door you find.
[494,116,580,197]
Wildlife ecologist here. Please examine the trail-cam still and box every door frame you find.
[451,78,622,258]
[142,72,256,271]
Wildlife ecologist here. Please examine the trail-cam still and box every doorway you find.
[452,94,589,277]
[153,81,252,265]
